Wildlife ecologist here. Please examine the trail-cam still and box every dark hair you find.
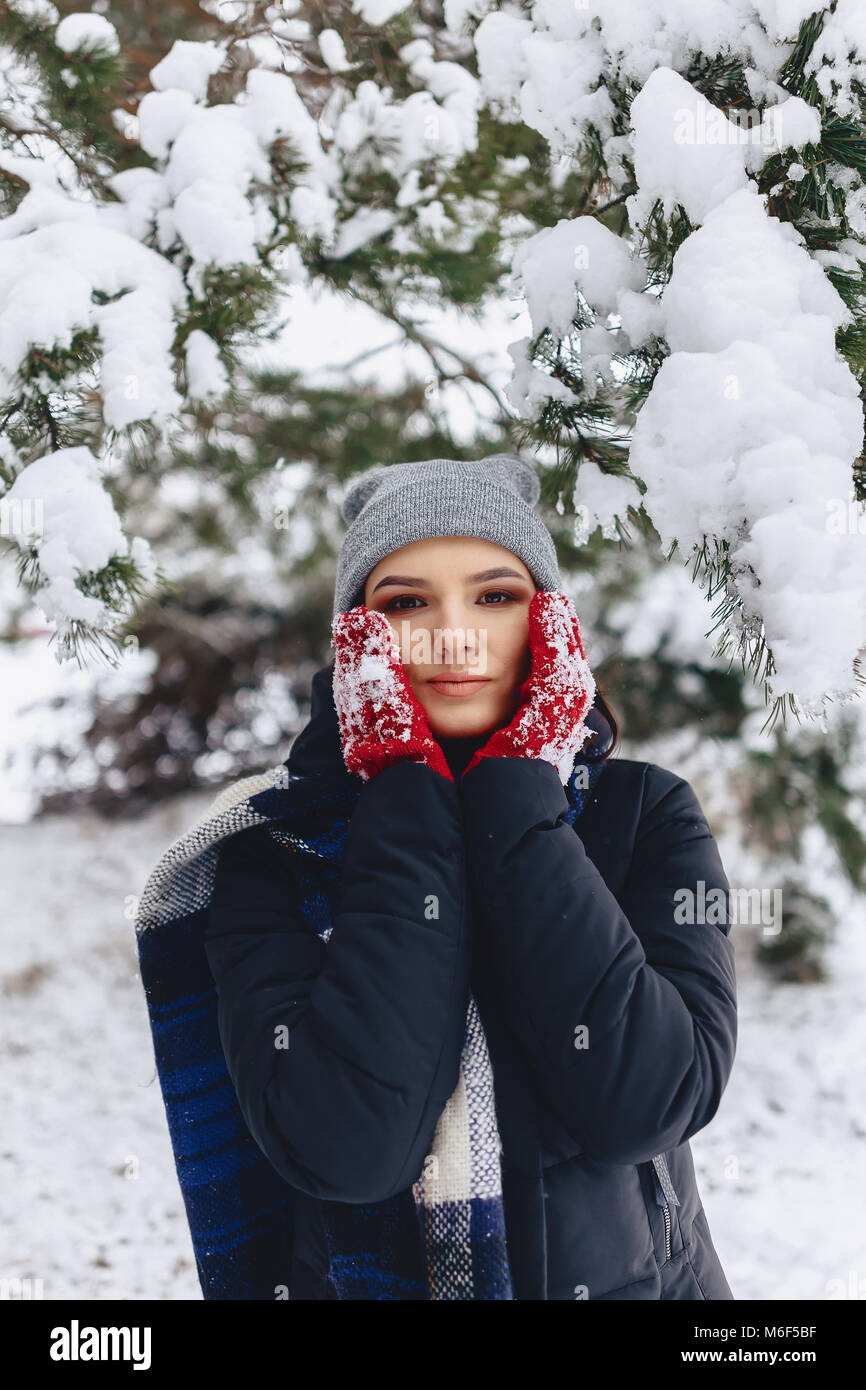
[590,682,620,762]
[323,654,620,760]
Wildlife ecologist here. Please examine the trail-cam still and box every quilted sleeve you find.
[459,757,737,1165]
[203,761,470,1203]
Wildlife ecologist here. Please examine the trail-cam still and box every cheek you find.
[380,610,414,661]
[470,609,531,698]
[496,613,531,676]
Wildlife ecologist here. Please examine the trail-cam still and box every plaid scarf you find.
[135,749,608,1300]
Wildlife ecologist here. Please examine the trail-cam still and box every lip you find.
[427,676,491,698]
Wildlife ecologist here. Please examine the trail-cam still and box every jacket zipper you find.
[651,1154,681,1264]
[661,1198,672,1261]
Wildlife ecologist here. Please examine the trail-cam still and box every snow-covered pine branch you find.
[0,0,494,662]
[466,0,866,723]
[3,0,866,725]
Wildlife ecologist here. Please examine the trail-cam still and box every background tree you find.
[2,0,865,977]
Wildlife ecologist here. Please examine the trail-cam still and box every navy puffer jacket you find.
[203,663,737,1300]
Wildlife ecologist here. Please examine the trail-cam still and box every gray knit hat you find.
[332,453,562,617]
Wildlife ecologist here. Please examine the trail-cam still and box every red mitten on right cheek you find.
[331,606,454,783]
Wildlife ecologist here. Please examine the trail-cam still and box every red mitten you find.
[462,590,596,784]
[331,605,454,783]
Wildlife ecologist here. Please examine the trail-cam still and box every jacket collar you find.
[284,664,345,777]
[284,662,614,778]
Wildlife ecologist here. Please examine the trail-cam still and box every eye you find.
[480,590,518,604]
[384,595,425,611]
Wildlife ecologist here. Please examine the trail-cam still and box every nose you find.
[436,596,481,664]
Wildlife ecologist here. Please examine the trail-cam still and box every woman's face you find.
[363,536,536,739]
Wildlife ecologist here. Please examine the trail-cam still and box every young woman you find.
[140,452,737,1301]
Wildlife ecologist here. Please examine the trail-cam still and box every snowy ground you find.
[691,904,866,1301]
[1,786,864,1302]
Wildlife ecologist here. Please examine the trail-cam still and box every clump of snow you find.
[184,330,229,402]
[103,167,171,241]
[628,183,866,710]
[401,38,482,156]
[136,89,197,160]
[4,447,155,645]
[319,29,350,72]
[627,67,751,227]
[54,13,119,56]
[0,219,185,428]
[94,286,183,430]
[761,93,822,158]
[572,458,643,545]
[351,0,411,24]
[148,39,226,99]
[146,67,338,270]
[331,70,480,188]
[629,79,818,218]
[512,214,645,334]
[802,0,866,119]
[471,11,533,111]
[9,0,59,21]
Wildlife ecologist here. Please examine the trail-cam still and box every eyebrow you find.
[370,566,529,594]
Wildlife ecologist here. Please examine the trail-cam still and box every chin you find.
[420,691,506,741]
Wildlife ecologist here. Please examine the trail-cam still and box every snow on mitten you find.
[462,590,596,785]
[331,605,455,783]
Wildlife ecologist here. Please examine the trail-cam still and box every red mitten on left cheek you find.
[461,590,595,781]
